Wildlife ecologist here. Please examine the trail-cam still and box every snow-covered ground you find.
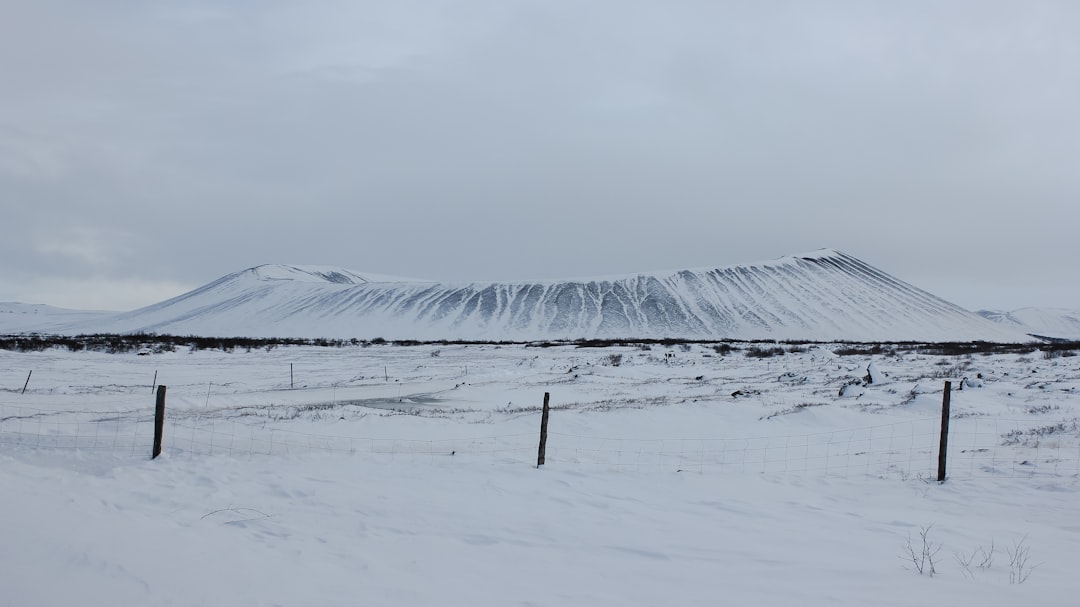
[2,342,1078,605]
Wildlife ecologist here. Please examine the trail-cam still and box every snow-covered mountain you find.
[977,308,1080,341]
[26,249,1032,342]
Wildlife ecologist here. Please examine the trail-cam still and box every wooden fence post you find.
[153,385,166,459]
[937,381,951,482]
[151,370,158,394]
[537,392,550,467]
[291,363,294,389]
[22,370,32,394]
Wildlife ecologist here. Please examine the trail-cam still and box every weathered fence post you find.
[22,370,32,394]
[151,369,158,394]
[153,385,166,459]
[937,381,951,482]
[291,363,294,389]
[537,392,550,467]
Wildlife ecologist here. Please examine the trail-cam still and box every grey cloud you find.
[1,1,1078,310]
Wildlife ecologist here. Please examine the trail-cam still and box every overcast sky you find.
[2,1,1078,312]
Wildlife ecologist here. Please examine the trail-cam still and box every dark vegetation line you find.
[1,333,1077,357]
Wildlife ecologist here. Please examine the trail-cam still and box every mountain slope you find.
[51,251,1031,342]
[977,308,1080,340]
[0,302,114,334]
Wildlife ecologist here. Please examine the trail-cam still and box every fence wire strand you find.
[2,401,1078,478]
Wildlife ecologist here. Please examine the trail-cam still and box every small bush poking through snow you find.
[745,346,785,358]
[902,525,940,576]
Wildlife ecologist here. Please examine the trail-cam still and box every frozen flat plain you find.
[2,342,1079,606]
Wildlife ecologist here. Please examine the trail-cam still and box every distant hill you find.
[5,250,1033,342]
[0,302,114,334]
[977,308,1080,341]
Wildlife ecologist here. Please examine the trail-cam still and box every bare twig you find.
[903,525,940,576]
[954,541,994,580]
[201,507,271,525]
[979,539,995,570]
[1007,536,1040,584]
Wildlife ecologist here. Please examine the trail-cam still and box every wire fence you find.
[167,416,537,464]
[950,416,1080,479]
[546,420,940,478]
[546,417,1080,479]
[0,404,155,455]
[1,401,1078,480]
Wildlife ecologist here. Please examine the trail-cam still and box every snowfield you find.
[2,341,1079,606]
